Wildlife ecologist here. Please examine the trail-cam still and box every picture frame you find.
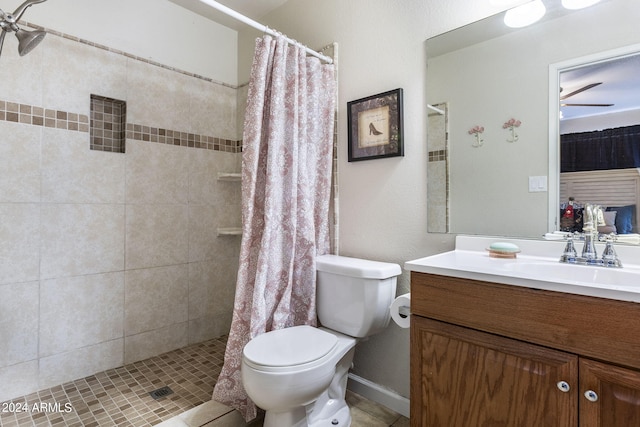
[347,88,404,162]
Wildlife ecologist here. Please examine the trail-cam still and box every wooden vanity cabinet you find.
[580,358,640,427]
[410,272,640,427]
[412,316,578,426]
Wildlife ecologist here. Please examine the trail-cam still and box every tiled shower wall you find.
[0,29,243,402]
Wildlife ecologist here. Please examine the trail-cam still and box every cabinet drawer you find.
[411,272,640,370]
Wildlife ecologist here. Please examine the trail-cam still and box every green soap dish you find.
[486,242,520,259]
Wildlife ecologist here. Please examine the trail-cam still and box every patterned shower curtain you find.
[212,35,336,421]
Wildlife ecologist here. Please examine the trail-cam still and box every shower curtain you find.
[212,35,336,421]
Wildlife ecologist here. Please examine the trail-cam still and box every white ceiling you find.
[168,0,288,30]
[560,53,640,121]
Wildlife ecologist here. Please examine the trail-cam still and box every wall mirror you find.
[426,0,640,239]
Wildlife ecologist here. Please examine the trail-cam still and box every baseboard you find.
[347,373,410,418]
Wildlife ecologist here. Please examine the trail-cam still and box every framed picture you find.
[347,88,403,162]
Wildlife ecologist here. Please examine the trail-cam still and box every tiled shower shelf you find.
[217,174,241,237]
[217,172,242,181]
[217,227,242,236]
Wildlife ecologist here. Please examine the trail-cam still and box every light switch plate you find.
[529,176,547,192]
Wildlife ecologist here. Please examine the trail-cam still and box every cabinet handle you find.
[584,390,599,402]
[556,381,571,392]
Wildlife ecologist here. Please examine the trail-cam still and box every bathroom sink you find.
[500,260,640,288]
[405,237,640,303]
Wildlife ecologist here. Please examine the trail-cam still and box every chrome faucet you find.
[581,204,602,261]
[581,231,598,261]
[559,203,622,268]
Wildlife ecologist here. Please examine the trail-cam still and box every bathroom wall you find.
[3,0,239,85]
[239,0,530,405]
[0,21,242,402]
[0,0,553,409]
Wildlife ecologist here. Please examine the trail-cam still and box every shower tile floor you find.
[0,336,409,427]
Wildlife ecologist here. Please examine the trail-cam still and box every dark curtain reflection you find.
[561,124,640,172]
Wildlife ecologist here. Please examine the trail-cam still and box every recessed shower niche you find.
[90,94,126,153]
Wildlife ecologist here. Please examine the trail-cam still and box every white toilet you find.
[241,254,402,427]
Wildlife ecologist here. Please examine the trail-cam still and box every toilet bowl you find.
[242,326,356,427]
[241,255,402,427]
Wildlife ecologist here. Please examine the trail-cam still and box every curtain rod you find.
[196,0,333,64]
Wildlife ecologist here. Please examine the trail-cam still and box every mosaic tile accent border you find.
[0,99,243,154]
[0,100,89,131]
[3,23,243,154]
[126,124,242,153]
[428,149,447,162]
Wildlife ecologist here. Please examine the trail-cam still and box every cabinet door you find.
[580,358,640,426]
[411,317,578,427]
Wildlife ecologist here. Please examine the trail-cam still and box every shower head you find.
[0,0,47,60]
[15,27,45,56]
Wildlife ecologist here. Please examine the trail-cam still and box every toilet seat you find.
[243,325,338,372]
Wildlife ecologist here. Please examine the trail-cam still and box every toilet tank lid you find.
[316,254,402,279]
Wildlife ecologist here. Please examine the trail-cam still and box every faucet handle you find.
[559,236,578,263]
[563,237,577,257]
[602,239,622,268]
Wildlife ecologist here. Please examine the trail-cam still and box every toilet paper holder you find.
[397,305,410,318]
[390,293,411,328]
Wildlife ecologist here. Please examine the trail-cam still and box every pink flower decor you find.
[503,118,521,142]
[468,125,484,147]
[503,118,522,129]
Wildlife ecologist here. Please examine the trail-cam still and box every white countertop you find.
[405,235,640,303]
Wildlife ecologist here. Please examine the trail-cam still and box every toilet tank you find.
[316,254,401,338]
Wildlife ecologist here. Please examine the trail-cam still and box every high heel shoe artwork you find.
[369,122,383,135]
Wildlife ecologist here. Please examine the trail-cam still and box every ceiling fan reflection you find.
[560,82,614,107]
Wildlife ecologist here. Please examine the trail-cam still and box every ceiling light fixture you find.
[504,0,546,28]
[561,0,601,9]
